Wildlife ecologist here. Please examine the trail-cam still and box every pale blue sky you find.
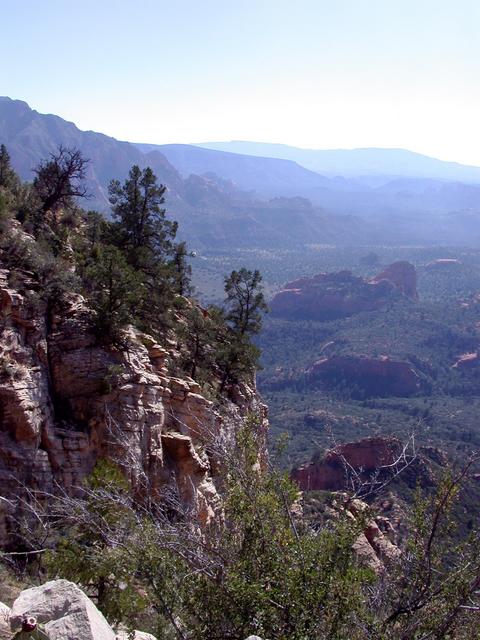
[2,0,480,163]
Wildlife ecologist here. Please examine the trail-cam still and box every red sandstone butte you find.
[291,437,401,492]
[369,261,418,300]
[307,355,422,397]
[270,261,417,320]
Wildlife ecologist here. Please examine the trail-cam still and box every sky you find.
[2,0,480,164]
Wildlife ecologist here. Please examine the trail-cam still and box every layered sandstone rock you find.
[348,499,401,573]
[307,354,422,397]
[270,261,417,321]
[0,267,268,546]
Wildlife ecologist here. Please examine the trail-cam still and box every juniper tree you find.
[33,146,89,213]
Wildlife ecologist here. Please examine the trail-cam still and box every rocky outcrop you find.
[348,499,401,573]
[304,492,402,574]
[0,266,268,546]
[307,354,422,397]
[452,351,479,369]
[425,258,461,269]
[291,437,401,492]
[292,438,440,494]
[270,261,417,320]
[369,261,418,300]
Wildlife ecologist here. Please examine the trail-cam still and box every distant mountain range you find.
[196,141,480,184]
[2,96,480,248]
[135,142,334,199]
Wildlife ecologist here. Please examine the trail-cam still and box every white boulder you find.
[10,579,116,640]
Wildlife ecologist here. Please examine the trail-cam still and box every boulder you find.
[352,533,383,573]
[10,579,116,640]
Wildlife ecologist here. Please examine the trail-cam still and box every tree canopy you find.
[224,268,268,336]
[33,145,89,213]
[108,165,177,271]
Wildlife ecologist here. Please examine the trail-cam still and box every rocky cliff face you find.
[0,266,267,547]
[270,261,418,320]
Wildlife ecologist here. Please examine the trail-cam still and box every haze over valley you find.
[3,96,480,252]
[3,2,480,636]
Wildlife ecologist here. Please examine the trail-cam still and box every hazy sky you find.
[2,0,480,164]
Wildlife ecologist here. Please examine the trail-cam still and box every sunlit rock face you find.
[0,265,268,547]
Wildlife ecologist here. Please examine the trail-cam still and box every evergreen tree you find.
[85,245,143,342]
[33,146,89,213]
[179,305,218,381]
[172,241,193,296]
[0,144,18,191]
[108,165,177,271]
[224,268,268,336]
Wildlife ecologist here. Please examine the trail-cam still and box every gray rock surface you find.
[10,579,116,640]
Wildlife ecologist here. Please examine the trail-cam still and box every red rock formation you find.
[270,262,417,320]
[0,265,268,546]
[369,261,418,300]
[307,355,422,397]
[291,437,401,492]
